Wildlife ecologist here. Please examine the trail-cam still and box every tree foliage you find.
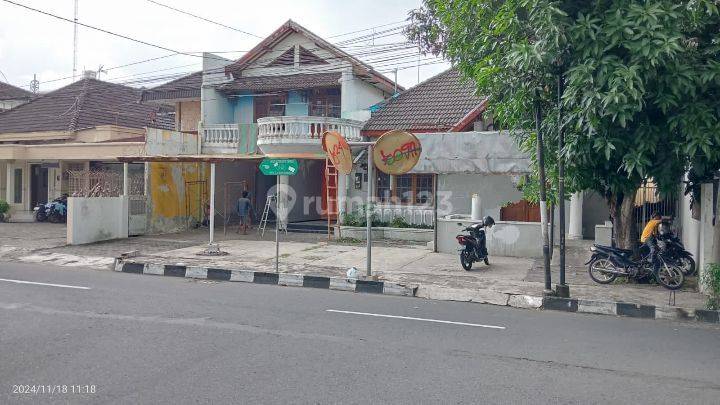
[407,0,720,246]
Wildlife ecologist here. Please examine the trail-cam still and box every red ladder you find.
[324,158,339,240]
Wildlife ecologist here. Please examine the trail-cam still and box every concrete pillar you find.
[337,173,348,223]
[209,162,216,244]
[5,162,12,203]
[568,191,584,239]
[122,163,129,197]
[699,183,720,293]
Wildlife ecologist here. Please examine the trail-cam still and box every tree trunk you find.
[607,191,638,250]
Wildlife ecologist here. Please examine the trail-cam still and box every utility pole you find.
[393,68,398,95]
[556,67,569,298]
[72,0,79,81]
[535,95,553,296]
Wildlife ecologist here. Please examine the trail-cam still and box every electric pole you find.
[72,0,79,81]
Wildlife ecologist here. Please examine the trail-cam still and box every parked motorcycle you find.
[34,195,68,223]
[456,216,495,270]
[586,244,684,290]
[653,221,696,276]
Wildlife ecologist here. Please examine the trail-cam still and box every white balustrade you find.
[257,116,364,143]
[201,124,258,154]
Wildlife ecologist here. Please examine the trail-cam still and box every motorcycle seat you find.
[593,244,633,255]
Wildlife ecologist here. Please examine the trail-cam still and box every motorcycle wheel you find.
[460,250,473,271]
[48,212,61,223]
[678,256,696,277]
[588,258,617,284]
[484,257,490,266]
[35,210,47,222]
[656,265,684,290]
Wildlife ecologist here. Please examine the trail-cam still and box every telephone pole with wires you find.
[72,0,79,81]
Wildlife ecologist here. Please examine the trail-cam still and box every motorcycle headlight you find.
[590,246,596,252]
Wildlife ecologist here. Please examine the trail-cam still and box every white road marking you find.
[0,278,90,290]
[326,309,506,330]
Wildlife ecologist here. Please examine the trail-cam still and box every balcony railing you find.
[201,123,258,154]
[257,116,364,144]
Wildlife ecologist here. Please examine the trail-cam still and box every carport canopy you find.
[116,154,265,252]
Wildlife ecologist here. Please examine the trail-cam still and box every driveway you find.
[0,221,67,258]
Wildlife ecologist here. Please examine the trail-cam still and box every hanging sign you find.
[321,131,353,174]
[372,130,422,175]
[259,158,299,176]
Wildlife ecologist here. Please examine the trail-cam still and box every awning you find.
[116,154,265,163]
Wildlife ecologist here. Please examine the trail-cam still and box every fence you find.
[633,179,679,239]
[67,170,144,197]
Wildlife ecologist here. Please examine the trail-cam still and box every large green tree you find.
[407,0,720,249]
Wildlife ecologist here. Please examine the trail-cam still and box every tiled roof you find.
[363,68,484,132]
[224,20,400,93]
[0,81,34,100]
[0,78,173,134]
[141,71,202,102]
[217,72,341,93]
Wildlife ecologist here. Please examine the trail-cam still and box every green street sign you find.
[259,158,299,176]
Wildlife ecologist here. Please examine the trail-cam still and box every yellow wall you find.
[148,161,209,230]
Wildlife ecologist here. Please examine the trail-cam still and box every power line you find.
[144,0,262,39]
[1,0,213,59]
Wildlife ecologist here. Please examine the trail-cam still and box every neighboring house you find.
[362,67,491,136]
[141,71,201,134]
[0,77,172,220]
[0,81,34,112]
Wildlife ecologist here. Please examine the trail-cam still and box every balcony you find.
[256,116,364,156]
[200,123,258,155]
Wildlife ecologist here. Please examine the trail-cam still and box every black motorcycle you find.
[586,244,684,290]
[34,195,68,223]
[654,222,695,276]
[456,216,495,271]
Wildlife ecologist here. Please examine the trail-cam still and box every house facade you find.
[0,77,172,220]
[142,20,399,228]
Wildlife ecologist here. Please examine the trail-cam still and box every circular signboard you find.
[372,130,422,175]
[321,131,353,174]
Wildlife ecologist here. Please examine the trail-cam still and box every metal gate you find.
[634,179,680,239]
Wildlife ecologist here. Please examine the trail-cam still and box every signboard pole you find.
[366,145,373,277]
[275,174,280,273]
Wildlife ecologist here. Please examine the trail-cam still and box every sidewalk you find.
[1,225,711,315]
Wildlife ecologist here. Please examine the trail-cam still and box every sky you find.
[0,0,449,93]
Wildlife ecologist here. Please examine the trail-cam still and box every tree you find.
[407,0,720,249]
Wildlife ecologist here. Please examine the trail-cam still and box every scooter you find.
[34,195,68,223]
[456,216,495,270]
[586,244,684,290]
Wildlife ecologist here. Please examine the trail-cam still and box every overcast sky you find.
[0,0,449,93]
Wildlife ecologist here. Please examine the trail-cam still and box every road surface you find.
[0,262,718,404]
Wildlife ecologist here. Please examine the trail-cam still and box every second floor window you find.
[310,88,340,118]
[254,94,287,120]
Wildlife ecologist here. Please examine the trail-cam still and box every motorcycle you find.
[586,244,684,290]
[456,216,495,271]
[653,222,695,276]
[34,195,68,223]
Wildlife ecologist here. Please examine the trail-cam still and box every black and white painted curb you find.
[114,260,418,297]
[113,259,719,325]
[540,296,720,325]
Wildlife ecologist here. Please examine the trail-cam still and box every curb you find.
[114,260,418,297]
[540,296,719,325]
[113,259,719,325]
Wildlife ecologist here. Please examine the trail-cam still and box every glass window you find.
[395,174,413,204]
[13,168,22,204]
[414,174,434,205]
[376,171,391,203]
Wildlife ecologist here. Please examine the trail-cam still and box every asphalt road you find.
[0,262,718,404]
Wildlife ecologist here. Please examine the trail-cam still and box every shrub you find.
[703,263,720,310]
[0,200,9,215]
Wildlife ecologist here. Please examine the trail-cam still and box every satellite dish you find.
[321,131,353,174]
[372,130,422,175]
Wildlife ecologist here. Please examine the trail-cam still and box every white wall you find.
[437,215,543,258]
[340,69,387,121]
[680,182,701,263]
[67,196,128,245]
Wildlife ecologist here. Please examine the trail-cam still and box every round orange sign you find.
[321,131,353,174]
[372,130,422,175]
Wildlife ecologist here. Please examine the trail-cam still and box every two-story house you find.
[143,20,400,228]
